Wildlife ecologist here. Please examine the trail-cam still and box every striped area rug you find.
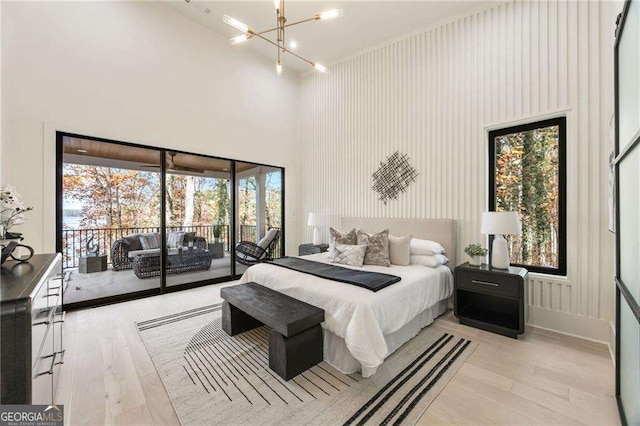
[137,303,476,425]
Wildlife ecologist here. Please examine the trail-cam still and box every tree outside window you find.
[489,117,566,275]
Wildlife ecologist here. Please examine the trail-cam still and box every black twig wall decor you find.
[371,151,419,205]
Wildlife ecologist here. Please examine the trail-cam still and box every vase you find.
[468,255,481,266]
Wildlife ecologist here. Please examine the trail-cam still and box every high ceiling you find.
[164,1,499,74]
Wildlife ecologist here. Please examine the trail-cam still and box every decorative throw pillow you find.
[409,238,446,255]
[331,243,367,267]
[329,227,357,246]
[388,234,412,266]
[167,231,186,248]
[410,254,449,268]
[139,233,160,250]
[123,234,143,251]
[356,229,391,267]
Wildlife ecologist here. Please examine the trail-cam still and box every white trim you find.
[483,107,572,131]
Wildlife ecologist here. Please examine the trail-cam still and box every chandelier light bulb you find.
[229,34,249,45]
[223,15,251,33]
[273,0,281,11]
[317,9,344,20]
[276,60,283,75]
[289,40,298,49]
[313,63,328,73]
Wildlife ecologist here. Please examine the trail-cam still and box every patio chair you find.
[235,228,281,266]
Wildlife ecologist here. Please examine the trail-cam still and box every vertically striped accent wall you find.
[299,0,621,341]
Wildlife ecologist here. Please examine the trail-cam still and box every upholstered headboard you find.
[340,217,457,269]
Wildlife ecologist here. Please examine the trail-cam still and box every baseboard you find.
[526,306,611,348]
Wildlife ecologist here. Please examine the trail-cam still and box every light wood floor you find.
[56,281,620,425]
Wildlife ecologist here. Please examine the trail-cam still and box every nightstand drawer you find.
[455,270,519,298]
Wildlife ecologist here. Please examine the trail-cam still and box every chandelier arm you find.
[253,16,320,36]
[251,33,314,66]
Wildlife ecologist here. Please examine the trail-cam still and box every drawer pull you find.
[33,319,50,326]
[54,311,66,323]
[37,351,58,376]
[45,293,60,298]
[471,279,499,287]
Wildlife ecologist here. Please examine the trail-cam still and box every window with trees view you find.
[489,117,566,275]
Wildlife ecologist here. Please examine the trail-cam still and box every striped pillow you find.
[140,233,161,250]
[167,231,186,248]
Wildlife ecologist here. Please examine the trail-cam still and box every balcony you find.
[61,224,281,307]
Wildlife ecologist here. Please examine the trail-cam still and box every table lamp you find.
[307,213,327,245]
[481,212,521,269]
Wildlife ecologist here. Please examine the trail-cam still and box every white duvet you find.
[238,253,453,375]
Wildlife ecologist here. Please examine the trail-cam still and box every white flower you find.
[0,185,33,231]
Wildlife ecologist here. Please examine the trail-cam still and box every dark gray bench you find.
[220,282,325,380]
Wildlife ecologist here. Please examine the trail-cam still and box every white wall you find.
[299,0,621,342]
[1,1,300,255]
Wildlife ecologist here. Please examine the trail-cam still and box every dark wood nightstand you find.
[298,243,329,256]
[454,262,528,339]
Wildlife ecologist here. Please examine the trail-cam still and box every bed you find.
[238,217,456,377]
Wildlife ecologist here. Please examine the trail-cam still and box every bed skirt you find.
[323,299,450,377]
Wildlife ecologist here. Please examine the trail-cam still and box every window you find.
[489,117,566,275]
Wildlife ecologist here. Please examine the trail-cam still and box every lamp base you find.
[491,234,510,269]
[312,227,322,245]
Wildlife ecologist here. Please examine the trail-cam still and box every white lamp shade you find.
[307,212,327,227]
[481,212,521,235]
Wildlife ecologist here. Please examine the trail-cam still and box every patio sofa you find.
[111,231,207,271]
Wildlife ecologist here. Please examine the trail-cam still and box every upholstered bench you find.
[220,282,325,380]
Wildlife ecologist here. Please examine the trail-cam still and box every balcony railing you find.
[62,224,280,269]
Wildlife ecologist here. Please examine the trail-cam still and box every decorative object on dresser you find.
[371,151,419,205]
[480,211,521,269]
[463,243,488,266]
[1,254,66,404]
[453,262,528,338]
[298,243,328,256]
[307,212,327,245]
[220,282,325,380]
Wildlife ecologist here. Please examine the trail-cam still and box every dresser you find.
[453,262,528,338]
[1,253,65,404]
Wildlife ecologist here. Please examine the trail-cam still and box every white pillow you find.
[330,243,367,267]
[410,254,449,268]
[410,238,446,255]
[388,234,411,266]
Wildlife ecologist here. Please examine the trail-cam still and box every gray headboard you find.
[340,217,457,269]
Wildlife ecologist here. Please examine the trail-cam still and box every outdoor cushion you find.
[140,233,161,250]
[128,248,161,258]
[167,231,186,248]
[124,233,143,251]
[257,229,278,250]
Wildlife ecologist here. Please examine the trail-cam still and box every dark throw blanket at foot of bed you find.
[264,257,401,292]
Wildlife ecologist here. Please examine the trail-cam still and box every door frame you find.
[55,131,285,310]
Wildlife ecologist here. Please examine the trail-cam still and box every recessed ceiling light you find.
[77,149,88,153]
[289,40,298,49]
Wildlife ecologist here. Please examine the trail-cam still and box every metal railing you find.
[62,224,280,269]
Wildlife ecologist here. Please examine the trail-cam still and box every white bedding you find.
[238,253,453,375]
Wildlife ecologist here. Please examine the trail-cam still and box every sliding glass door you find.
[614,1,640,424]
[59,137,162,307]
[57,134,285,309]
[234,162,283,277]
[164,153,232,287]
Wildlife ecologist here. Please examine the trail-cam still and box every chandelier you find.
[223,0,343,75]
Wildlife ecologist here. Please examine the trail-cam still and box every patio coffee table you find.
[133,248,213,279]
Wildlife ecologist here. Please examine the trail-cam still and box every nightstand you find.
[298,243,329,256]
[453,262,528,339]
